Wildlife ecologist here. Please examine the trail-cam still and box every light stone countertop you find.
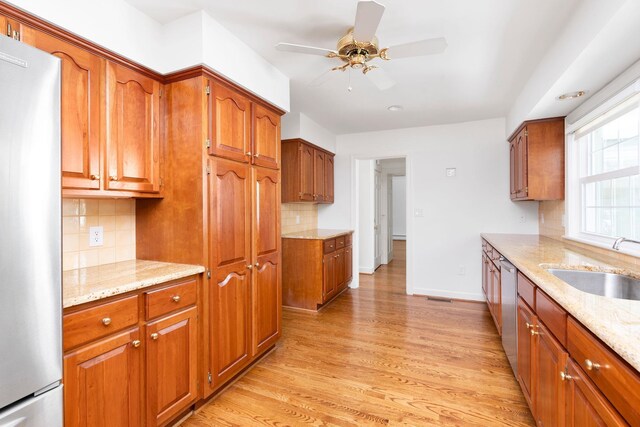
[481,233,640,372]
[63,260,205,308]
[282,229,354,240]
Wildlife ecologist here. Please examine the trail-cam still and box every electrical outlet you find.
[458,265,466,276]
[445,168,456,177]
[295,215,300,224]
[414,209,424,217]
[540,213,545,224]
[89,226,104,247]
[520,214,526,223]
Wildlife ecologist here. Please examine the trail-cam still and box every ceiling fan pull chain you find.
[348,68,353,92]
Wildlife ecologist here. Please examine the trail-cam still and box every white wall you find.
[7,1,290,111]
[281,112,336,153]
[392,176,406,238]
[357,160,375,273]
[319,118,539,301]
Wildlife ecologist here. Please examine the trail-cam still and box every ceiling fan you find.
[275,0,448,91]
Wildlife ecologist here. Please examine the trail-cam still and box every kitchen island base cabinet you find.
[282,232,353,311]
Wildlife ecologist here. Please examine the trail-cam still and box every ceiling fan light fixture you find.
[558,90,586,100]
[387,105,403,112]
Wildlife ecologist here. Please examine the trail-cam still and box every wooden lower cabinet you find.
[283,232,353,310]
[564,359,627,427]
[63,276,200,427]
[64,328,143,427]
[535,321,568,427]
[146,307,198,427]
[517,298,536,413]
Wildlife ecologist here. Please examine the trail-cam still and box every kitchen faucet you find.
[612,237,640,250]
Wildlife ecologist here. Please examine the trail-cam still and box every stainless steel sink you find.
[546,269,640,301]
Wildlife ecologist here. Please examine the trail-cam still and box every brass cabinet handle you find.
[109,175,118,181]
[525,322,533,329]
[90,174,100,180]
[560,371,573,381]
[132,340,141,348]
[102,317,111,326]
[585,359,601,371]
[172,295,181,303]
[530,329,539,336]
[6,23,11,37]
[150,333,159,341]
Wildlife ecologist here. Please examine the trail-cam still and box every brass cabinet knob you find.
[525,322,533,330]
[560,371,573,381]
[530,329,539,336]
[109,175,118,181]
[90,174,100,180]
[132,340,141,348]
[254,154,259,158]
[102,317,111,326]
[247,264,253,270]
[172,295,181,303]
[255,262,260,268]
[245,151,252,156]
[150,333,159,340]
[585,359,601,371]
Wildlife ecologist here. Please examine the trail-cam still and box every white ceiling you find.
[126,0,582,134]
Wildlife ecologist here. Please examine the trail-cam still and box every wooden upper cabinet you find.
[314,149,326,202]
[281,138,335,203]
[106,62,161,193]
[252,104,280,169]
[0,14,34,44]
[324,154,335,203]
[508,117,564,201]
[63,328,143,427]
[33,31,103,191]
[209,81,251,163]
[146,307,198,427]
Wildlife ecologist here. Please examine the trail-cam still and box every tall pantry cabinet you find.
[136,69,283,397]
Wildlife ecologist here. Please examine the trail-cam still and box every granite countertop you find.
[63,260,205,308]
[282,229,354,240]
[481,233,640,372]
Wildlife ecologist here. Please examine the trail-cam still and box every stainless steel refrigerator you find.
[0,36,63,425]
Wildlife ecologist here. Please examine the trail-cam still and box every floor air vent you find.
[427,296,453,303]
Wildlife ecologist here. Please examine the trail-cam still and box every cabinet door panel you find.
[299,143,315,201]
[564,359,626,427]
[517,298,536,413]
[209,158,252,275]
[210,82,251,163]
[34,31,102,190]
[211,271,251,385]
[509,141,516,199]
[345,246,353,283]
[106,62,160,193]
[253,104,280,169]
[146,307,198,427]
[63,329,142,427]
[535,322,568,427]
[323,252,336,301]
[324,154,334,203]
[314,149,325,202]
[252,166,281,355]
[335,248,345,290]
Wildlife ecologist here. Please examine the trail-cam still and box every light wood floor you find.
[183,241,534,426]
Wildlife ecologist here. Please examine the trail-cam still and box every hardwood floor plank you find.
[183,241,534,426]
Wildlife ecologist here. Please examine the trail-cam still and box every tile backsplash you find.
[281,203,318,234]
[62,199,136,271]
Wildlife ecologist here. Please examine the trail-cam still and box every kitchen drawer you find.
[517,272,536,309]
[64,295,139,350]
[336,236,346,249]
[323,239,336,254]
[535,289,567,346]
[145,278,197,320]
[567,318,640,425]
[345,233,352,246]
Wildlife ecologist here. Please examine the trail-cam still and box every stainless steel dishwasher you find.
[500,258,518,375]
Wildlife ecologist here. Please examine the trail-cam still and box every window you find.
[567,94,640,248]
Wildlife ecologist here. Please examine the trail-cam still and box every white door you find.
[374,168,382,269]
[387,175,394,262]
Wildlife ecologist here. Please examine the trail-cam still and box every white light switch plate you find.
[414,209,424,217]
[445,168,456,177]
[89,226,104,247]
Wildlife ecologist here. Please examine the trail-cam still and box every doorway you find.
[357,157,407,289]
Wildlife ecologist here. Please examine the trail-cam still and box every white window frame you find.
[565,83,640,257]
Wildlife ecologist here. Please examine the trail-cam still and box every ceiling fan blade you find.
[365,67,395,91]
[353,1,385,42]
[275,42,337,57]
[385,37,448,59]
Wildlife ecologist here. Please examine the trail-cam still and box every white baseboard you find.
[359,267,375,274]
[393,235,406,241]
[411,287,485,302]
